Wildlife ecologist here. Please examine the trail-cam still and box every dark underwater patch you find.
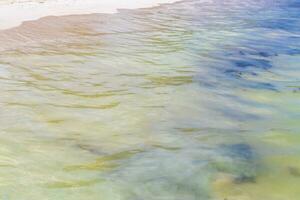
[233,59,272,70]
[288,167,300,177]
[224,69,258,78]
[234,175,256,183]
[238,80,277,91]
[287,48,300,55]
[234,60,253,68]
[256,51,277,58]
[235,48,278,58]
[288,1,300,8]
[224,69,243,78]
[213,143,258,184]
[225,143,254,161]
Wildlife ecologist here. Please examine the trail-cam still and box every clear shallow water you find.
[0,0,300,199]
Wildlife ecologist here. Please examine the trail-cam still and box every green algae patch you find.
[146,75,194,87]
[176,127,203,133]
[45,179,102,189]
[64,150,142,172]
[64,161,119,172]
[151,144,181,151]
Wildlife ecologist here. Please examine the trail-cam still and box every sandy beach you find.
[0,0,180,30]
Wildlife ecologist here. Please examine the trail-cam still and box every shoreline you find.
[0,0,180,30]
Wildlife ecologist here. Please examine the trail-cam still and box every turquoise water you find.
[0,0,300,199]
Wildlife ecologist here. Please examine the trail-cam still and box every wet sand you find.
[0,0,182,30]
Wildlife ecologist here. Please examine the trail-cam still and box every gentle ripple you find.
[0,0,300,199]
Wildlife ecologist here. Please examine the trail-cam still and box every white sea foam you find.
[0,0,179,30]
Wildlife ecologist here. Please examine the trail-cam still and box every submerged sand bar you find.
[0,0,179,30]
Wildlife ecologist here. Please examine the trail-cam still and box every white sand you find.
[0,0,179,30]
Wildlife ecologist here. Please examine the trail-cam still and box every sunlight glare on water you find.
[0,0,300,199]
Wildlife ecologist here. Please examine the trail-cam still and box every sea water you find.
[0,0,299,199]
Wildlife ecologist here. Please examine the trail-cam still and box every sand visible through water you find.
[0,0,300,199]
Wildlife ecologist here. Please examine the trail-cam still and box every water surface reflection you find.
[0,0,300,199]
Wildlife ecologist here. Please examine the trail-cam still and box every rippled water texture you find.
[0,0,300,199]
